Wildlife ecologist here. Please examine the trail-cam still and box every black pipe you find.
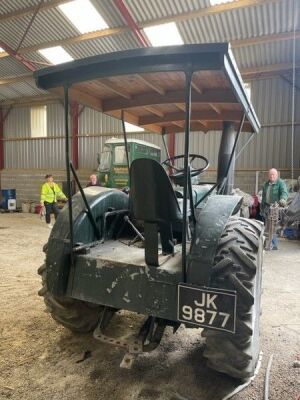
[181,70,193,283]
[217,121,235,194]
[69,161,101,240]
[187,165,196,225]
[194,180,221,208]
[217,114,245,194]
[64,85,74,268]
[121,110,130,174]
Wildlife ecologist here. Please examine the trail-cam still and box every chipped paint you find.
[123,291,130,303]
[130,272,139,280]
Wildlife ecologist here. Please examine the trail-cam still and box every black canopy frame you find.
[35,43,260,281]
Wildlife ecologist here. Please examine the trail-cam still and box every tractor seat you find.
[130,158,182,266]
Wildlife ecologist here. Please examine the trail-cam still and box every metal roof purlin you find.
[0,0,72,23]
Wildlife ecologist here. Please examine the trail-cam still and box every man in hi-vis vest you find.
[40,174,67,229]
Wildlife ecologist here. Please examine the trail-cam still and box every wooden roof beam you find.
[241,61,300,80]
[0,27,128,59]
[0,94,61,106]
[0,74,34,85]
[52,87,103,112]
[142,0,283,27]
[92,80,131,99]
[136,75,165,95]
[139,110,244,125]
[165,120,253,134]
[143,106,164,117]
[102,89,237,112]
[0,0,277,25]
[209,103,221,114]
[138,124,163,134]
[172,121,184,129]
[107,110,139,126]
[197,120,208,128]
[232,30,300,48]
[191,82,203,94]
[175,103,185,112]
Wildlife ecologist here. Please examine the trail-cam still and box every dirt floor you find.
[0,213,299,400]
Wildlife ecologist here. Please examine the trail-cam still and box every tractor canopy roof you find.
[104,137,161,150]
[34,43,260,135]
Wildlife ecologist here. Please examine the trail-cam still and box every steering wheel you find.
[162,154,209,180]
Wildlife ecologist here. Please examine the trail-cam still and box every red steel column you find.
[70,102,79,169]
[0,40,36,71]
[113,0,149,47]
[167,132,176,175]
[168,132,176,161]
[0,107,4,171]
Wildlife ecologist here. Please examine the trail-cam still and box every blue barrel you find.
[1,189,16,209]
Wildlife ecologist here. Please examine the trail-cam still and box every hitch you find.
[93,307,168,368]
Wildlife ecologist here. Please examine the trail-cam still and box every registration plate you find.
[177,284,237,333]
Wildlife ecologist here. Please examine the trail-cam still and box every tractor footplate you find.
[93,308,166,368]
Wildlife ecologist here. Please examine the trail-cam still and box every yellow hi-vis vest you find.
[40,182,66,204]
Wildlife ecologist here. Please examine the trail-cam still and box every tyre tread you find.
[202,216,263,379]
[38,263,103,333]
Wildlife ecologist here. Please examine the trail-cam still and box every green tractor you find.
[97,137,161,188]
[35,44,263,380]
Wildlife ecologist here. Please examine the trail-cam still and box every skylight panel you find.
[144,23,184,47]
[209,0,235,5]
[39,46,74,65]
[125,122,144,132]
[58,0,108,34]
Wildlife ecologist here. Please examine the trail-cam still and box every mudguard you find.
[187,195,242,286]
[45,187,129,296]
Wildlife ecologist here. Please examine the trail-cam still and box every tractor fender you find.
[46,187,129,296]
[187,195,242,286]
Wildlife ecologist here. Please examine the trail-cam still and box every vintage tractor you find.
[97,137,161,188]
[35,44,264,380]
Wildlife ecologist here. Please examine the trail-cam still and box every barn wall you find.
[1,76,299,199]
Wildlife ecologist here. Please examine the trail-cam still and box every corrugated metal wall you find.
[4,107,31,138]
[3,77,299,170]
[175,77,300,170]
[79,107,122,135]
[47,103,65,136]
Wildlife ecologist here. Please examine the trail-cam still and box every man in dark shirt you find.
[86,174,101,187]
[261,168,288,250]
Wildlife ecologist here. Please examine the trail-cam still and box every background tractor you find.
[97,137,161,188]
[35,43,264,380]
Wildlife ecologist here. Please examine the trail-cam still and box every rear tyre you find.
[202,217,264,379]
[38,263,103,333]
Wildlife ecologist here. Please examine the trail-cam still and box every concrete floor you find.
[0,213,299,400]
